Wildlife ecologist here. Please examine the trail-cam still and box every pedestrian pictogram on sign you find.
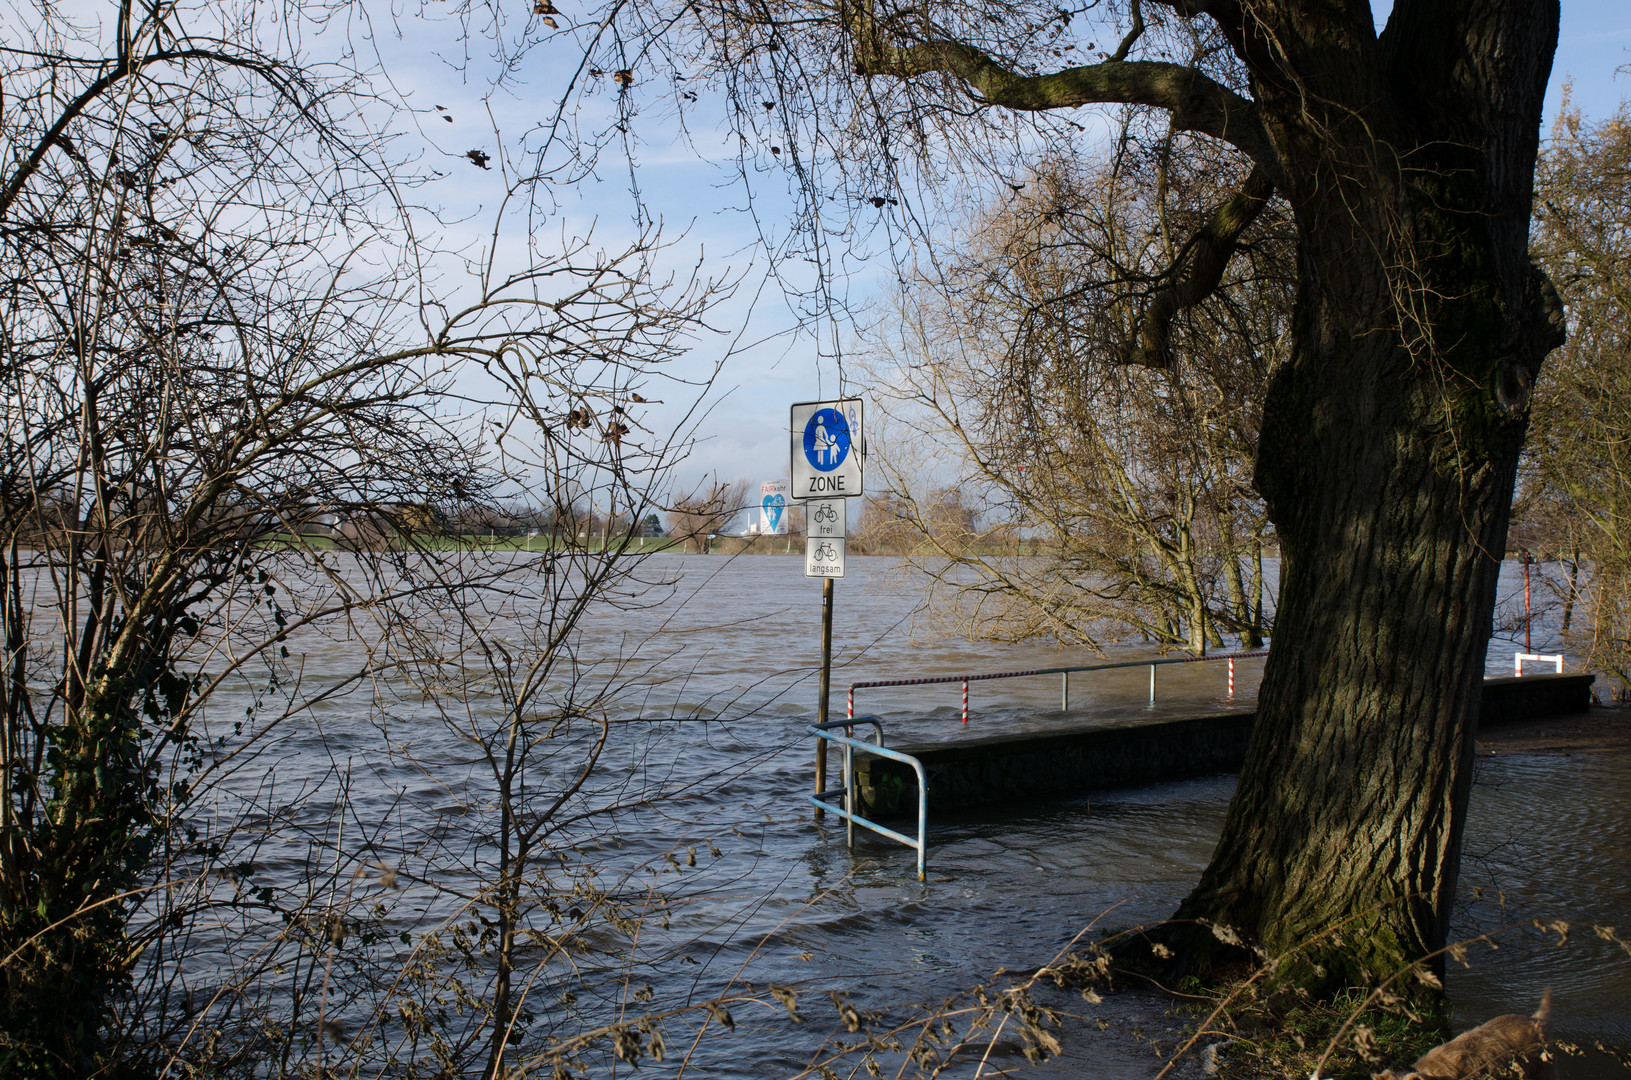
[790,399,864,499]
[803,408,851,472]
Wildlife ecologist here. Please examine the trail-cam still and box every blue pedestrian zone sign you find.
[789,398,864,499]
[802,407,851,472]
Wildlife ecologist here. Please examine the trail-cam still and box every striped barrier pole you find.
[1228,657,1235,698]
[961,679,969,724]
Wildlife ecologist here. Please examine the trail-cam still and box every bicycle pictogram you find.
[814,504,838,525]
[813,541,837,562]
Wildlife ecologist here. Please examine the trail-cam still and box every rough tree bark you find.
[1170,0,1566,987]
[850,0,1565,983]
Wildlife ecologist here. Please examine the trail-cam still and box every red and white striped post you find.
[961,679,969,724]
[1227,657,1235,698]
[847,687,854,721]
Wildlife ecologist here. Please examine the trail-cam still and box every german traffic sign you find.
[805,536,846,578]
[806,497,845,539]
[790,398,863,500]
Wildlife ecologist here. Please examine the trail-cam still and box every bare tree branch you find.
[1125,162,1275,367]
[848,25,1275,170]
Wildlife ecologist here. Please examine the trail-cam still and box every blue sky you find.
[386,1,1631,499]
[1549,0,1631,116]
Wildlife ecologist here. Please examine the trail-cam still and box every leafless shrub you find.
[0,0,731,1071]
[665,476,751,553]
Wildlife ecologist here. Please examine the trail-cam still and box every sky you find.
[1546,0,1631,115]
[379,0,1631,509]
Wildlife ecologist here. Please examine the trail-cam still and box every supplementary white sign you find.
[759,480,789,535]
[790,398,863,500]
[806,497,845,539]
[805,536,846,578]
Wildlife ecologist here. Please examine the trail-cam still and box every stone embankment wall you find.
[851,672,1595,816]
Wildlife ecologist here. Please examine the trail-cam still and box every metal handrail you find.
[1514,651,1565,675]
[809,718,928,881]
[847,649,1270,724]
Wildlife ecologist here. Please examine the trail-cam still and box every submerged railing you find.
[809,718,928,880]
[846,649,1270,725]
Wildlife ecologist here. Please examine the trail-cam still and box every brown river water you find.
[196,552,1627,1078]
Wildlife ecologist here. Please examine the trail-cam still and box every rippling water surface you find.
[207,552,1626,1078]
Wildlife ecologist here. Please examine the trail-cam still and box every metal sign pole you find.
[792,398,861,822]
[814,575,835,818]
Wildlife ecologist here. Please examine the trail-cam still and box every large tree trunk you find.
[835,0,1564,985]
[1173,0,1564,986]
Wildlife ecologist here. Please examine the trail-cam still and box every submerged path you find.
[850,671,1597,815]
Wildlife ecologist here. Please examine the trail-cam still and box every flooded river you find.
[194,552,1627,1078]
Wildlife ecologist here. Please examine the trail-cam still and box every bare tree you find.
[508,0,1569,991]
[0,0,729,1071]
[866,145,1283,652]
[1525,99,1631,697]
[665,476,751,553]
[850,491,917,553]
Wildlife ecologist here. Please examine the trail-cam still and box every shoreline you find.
[1474,704,1631,756]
